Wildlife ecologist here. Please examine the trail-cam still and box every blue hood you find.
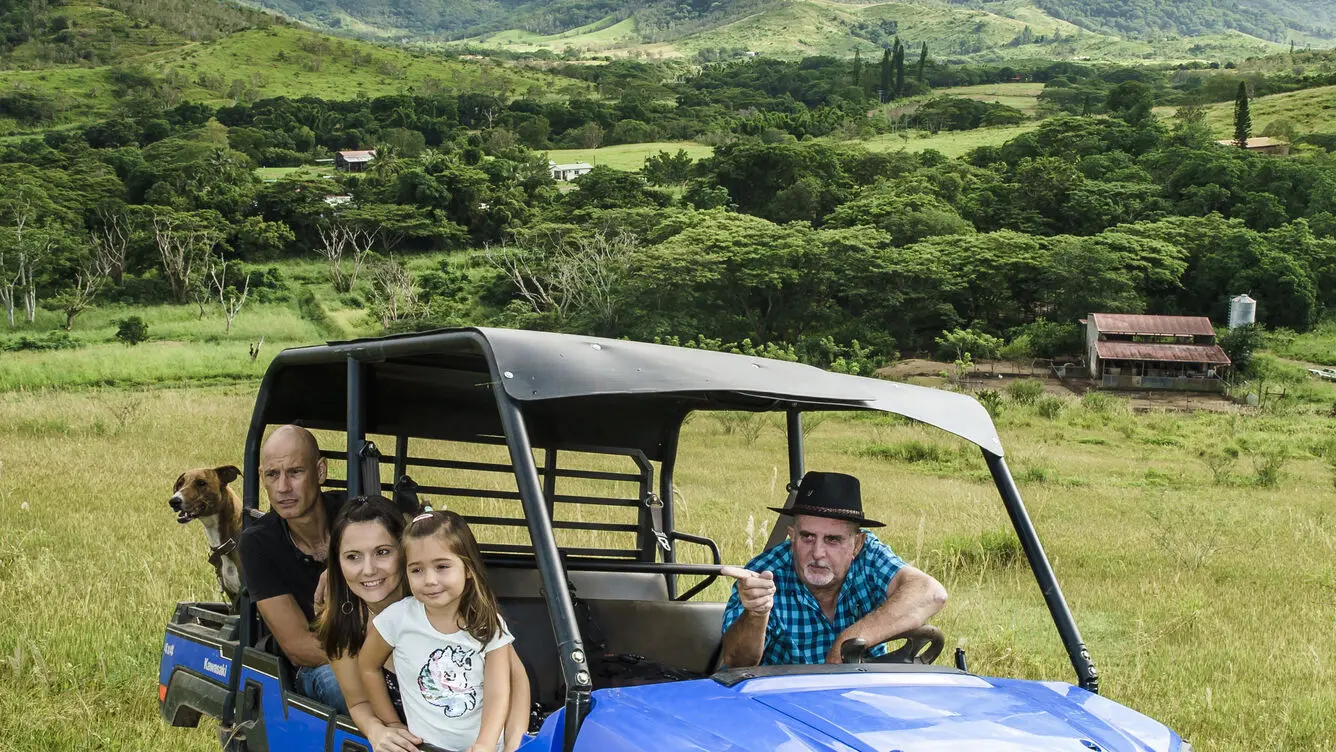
[552,671,1183,752]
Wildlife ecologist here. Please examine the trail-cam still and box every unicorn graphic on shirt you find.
[418,645,480,718]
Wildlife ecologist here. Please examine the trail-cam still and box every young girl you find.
[359,509,516,752]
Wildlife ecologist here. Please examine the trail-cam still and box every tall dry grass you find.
[1,387,1334,751]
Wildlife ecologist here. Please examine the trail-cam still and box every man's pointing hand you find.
[721,565,775,615]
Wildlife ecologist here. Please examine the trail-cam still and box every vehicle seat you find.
[499,596,725,711]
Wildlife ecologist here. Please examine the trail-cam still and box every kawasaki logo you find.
[203,657,228,679]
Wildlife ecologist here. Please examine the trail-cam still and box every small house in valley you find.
[549,161,594,182]
[336,150,377,172]
[1084,313,1231,392]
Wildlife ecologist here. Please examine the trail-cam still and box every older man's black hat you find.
[768,471,884,528]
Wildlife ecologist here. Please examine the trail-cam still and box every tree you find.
[935,327,1003,361]
[1217,323,1265,376]
[150,210,222,304]
[207,252,252,335]
[90,208,130,286]
[50,243,109,330]
[367,255,419,328]
[1233,81,1251,148]
[488,228,641,334]
[917,42,928,82]
[893,40,906,98]
[115,316,149,346]
[879,49,892,102]
[642,149,694,187]
[852,47,863,89]
[314,222,372,294]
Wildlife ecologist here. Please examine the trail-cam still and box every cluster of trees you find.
[9,90,1336,367]
[54,56,940,165]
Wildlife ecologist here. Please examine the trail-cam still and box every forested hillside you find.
[1012,0,1336,43]
[239,0,1327,60]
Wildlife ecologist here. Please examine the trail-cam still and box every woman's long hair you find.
[403,510,501,644]
[317,495,408,659]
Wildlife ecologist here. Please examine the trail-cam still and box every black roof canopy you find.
[257,327,1003,460]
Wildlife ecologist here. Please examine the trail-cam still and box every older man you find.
[238,425,347,711]
[720,471,947,668]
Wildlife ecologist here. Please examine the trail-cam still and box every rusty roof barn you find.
[1084,313,1231,393]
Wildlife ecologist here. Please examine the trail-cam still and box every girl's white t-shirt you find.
[373,598,514,751]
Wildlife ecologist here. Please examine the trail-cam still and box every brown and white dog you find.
[170,465,244,604]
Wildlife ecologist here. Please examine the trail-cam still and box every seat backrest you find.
[499,596,726,711]
[490,568,670,601]
[586,599,725,675]
[499,597,562,709]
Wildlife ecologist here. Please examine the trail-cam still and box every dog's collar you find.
[208,537,238,568]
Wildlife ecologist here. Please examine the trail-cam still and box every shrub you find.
[861,439,954,464]
[1252,449,1288,487]
[713,412,765,445]
[114,316,149,346]
[1036,395,1065,419]
[976,389,1004,418]
[1197,446,1239,485]
[1006,379,1044,405]
[1081,391,1124,415]
[1,331,82,352]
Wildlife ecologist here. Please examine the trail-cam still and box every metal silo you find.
[1228,294,1257,329]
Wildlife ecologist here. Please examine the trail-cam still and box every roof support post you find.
[493,391,591,748]
[985,452,1099,693]
[786,408,804,487]
[659,421,682,598]
[346,356,365,497]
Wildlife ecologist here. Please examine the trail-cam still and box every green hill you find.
[240,0,1335,62]
[0,0,589,135]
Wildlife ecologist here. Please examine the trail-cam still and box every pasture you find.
[861,123,1039,157]
[545,141,715,171]
[937,82,1046,115]
[2,340,1336,750]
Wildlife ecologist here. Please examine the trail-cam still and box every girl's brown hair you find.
[317,495,408,658]
[403,510,501,644]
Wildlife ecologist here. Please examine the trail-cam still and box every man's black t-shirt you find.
[238,491,345,624]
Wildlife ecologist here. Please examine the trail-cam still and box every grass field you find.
[1188,83,1336,139]
[938,82,1046,115]
[2,362,1336,750]
[859,123,1039,157]
[546,141,714,171]
[255,165,338,181]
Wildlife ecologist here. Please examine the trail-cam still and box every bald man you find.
[238,425,348,712]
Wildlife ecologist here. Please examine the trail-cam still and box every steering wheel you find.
[838,625,945,665]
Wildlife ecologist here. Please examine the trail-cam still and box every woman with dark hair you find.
[318,497,530,752]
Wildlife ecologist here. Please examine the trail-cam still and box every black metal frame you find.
[233,328,1100,751]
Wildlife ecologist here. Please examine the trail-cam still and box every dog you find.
[170,465,244,605]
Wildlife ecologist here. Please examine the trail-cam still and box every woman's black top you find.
[383,669,406,723]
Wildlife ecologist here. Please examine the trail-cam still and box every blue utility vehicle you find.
[158,327,1194,751]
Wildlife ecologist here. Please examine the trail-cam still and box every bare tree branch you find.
[91,209,130,286]
[208,251,251,334]
[368,255,418,328]
[153,212,215,304]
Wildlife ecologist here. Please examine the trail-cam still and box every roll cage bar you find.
[232,327,1099,749]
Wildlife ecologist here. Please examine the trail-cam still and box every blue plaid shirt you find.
[721,531,906,666]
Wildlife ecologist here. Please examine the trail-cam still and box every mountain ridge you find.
[237,0,1336,53]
